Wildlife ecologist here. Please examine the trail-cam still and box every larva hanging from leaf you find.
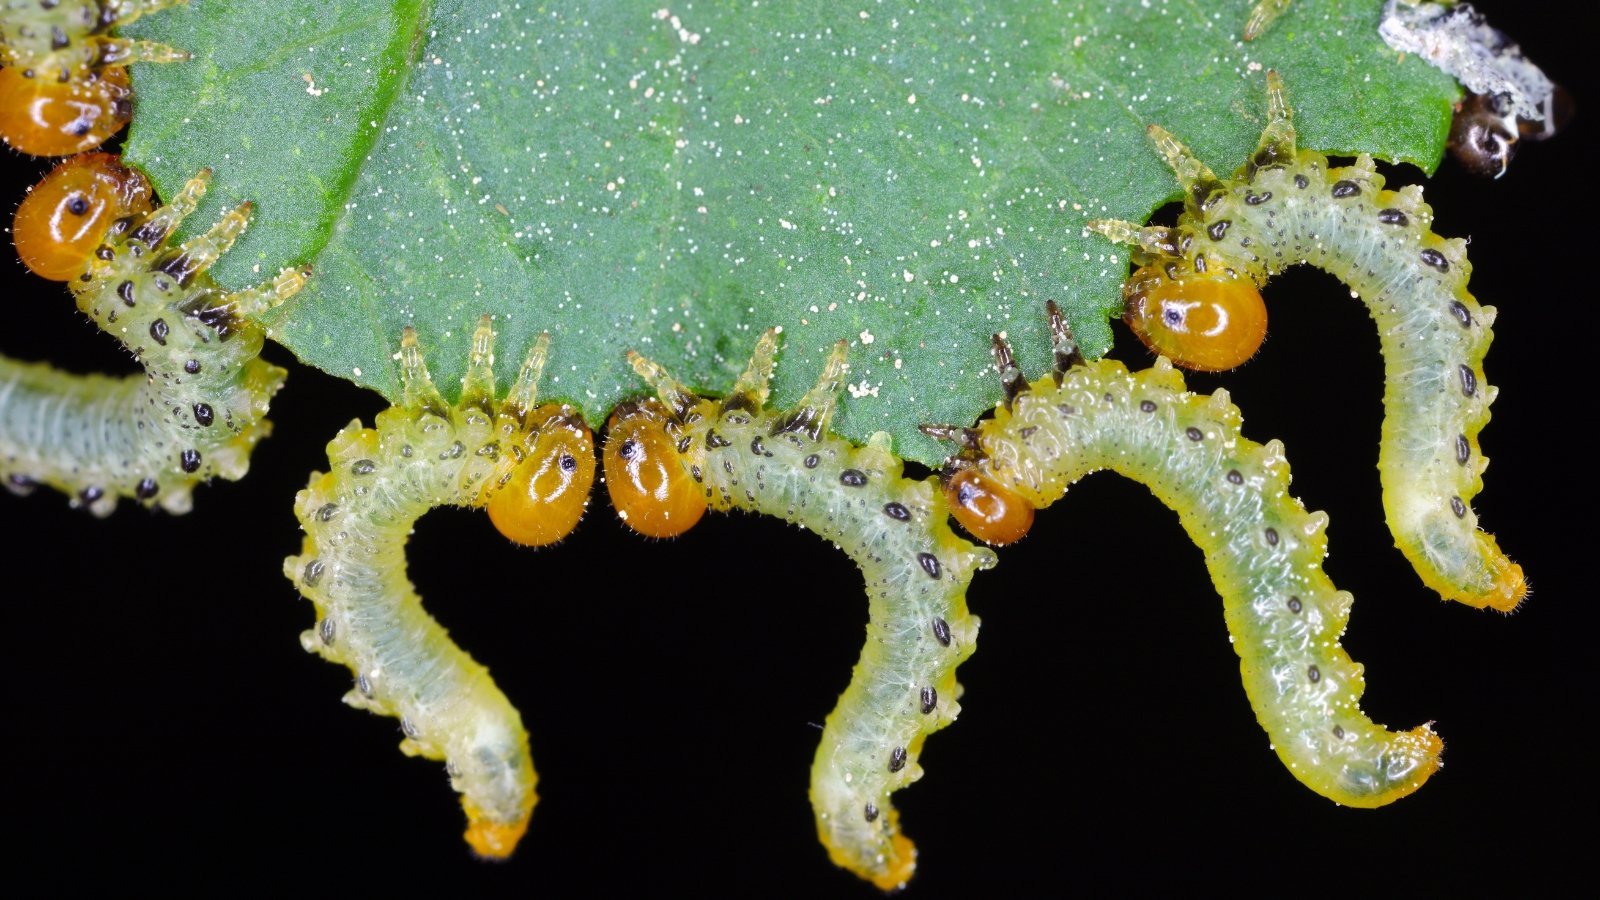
[1,157,308,516]
[285,320,596,860]
[0,0,189,155]
[1088,71,1523,612]
[621,334,996,891]
[930,302,1443,808]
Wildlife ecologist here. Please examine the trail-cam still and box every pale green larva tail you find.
[628,334,997,891]
[1089,71,1524,611]
[937,304,1442,807]
[0,170,307,516]
[286,319,598,860]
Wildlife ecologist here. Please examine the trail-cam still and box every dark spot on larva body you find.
[1449,301,1472,328]
[1139,400,1157,413]
[920,686,937,714]
[1456,435,1471,465]
[840,469,868,487]
[117,280,136,306]
[1208,220,1231,241]
[1264,527,1279,547]
[79,486,104,504]
[320,617,336,645]
[317,503,339,522]
[690,465,703,482]
[303,559,325,587]
[917,553,942,579]
[931,617,952,646]
[193,403,214,426]
[357,674,373,698]
[1227,470,1244,485]
[884,502,910,521]
[888,747,908,773]
[1287,596,1303,614]
[1459,365,1477,397]
[1332,724,1345,739]
[864,804,879,823]
[135,478,158,500]
[184,359,201,374]
[675,436,692,454]
[1245,191,1272,205]
[1331,180,1360,198]
[351,459,377,475]
[179,449,201,473]
[1057,403,1077,417]
[1377,209,1409,226]
[1451,496,1467,518]
[1294,174,1309,189]
[750,436,772,457]
[1420,248,1450,272]
[1307,665,1321,683]
[1186,427,1203,441]
[149,319,169,345]
[803,454,819,469]
[705,430,730,449]
[1019,425,1038,441]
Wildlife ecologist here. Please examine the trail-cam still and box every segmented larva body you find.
[1,162,307,516]
[286,320,597,860]
[0,0,188,155]
[935,305,1442,808]
[625,334,996,891]
[1090,72,1523,611]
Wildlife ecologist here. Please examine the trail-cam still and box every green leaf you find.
[122,0,1455,465]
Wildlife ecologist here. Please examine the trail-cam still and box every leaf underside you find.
[122,0,1454,465]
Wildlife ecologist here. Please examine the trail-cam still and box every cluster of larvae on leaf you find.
[0,0,1532,888]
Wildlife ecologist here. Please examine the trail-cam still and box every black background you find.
[1,3,1589,894]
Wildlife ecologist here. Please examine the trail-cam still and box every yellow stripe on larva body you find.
[1090,71,1523,611]
[971,353,1441,807]
[629,334,996,890]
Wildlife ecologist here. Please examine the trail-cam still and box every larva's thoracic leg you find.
[1088,71,1525,611]
[0,0,190,155]
[936,306,1442,807]
[286,319,596,859]
[625,335,996,890]
[1,162,308,516]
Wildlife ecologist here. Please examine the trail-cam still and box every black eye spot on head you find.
[67,194,90,216]
[560,453,578,473]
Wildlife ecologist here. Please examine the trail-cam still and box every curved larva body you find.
[629,335,996,891]
[286,322,594,860]
[967,346,1441,807]
[0,169,306,516]
[1091,72,1523,611]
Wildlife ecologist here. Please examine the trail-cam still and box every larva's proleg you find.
[286,320,596,859]
[0,0,190,155]
[1089,72,1524,611]
[935,304,1442,807]
[624,335,996,890]
[1,161,308,516]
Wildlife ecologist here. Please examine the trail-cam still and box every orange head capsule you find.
[944,465,1034,546]
[487,407,596,547]
[603,400,706,538]
[1123,264,1267,371]
[13,151,153,280]
[0,64,131,156]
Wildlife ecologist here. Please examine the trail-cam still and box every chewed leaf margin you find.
[120,0,1457,466]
